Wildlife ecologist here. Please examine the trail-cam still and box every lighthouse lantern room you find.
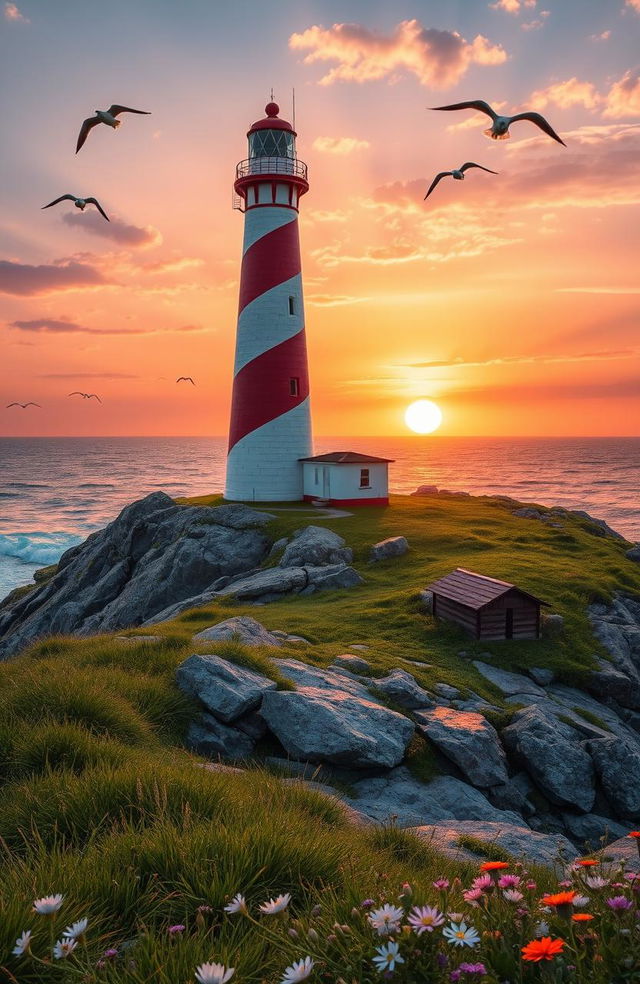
[225,102,312,502]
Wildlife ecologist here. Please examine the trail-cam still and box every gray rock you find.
[489,772,538,817]
[332,653,372,674]
[626,546,640,563]
[588,737,640,818]
[369,536,409,562]
[350,644,369,651]
[589,595,640,712]
[603,835,640,873]
[176,653,277,723]
[280,526,352,568]
[541,614,565,638]
[569,510,624,540]
[305,565,364,591]
[268,537,289,558]
[415,706,508,787]
[234,710,269,741]
[588,662,640,711]
[412,820,577,866]
[513,507,544,520]
[411,485,439,496]
[186,713,255,759]
[503,706,596,812]
[213,567,309,601]
[529,667,555,686]
[473,661,547,698]
[194,616,284,648]
[420,590,434,614]
[203,504,275,529]
[561,812,628,846]
[260,688,414,769]
[371,669,434,710]
[433,682,461,700]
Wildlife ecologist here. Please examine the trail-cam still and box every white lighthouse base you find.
[224,399,312,502]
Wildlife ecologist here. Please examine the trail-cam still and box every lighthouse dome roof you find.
[248,102,296,136]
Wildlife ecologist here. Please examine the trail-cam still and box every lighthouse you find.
[225,101,312,502]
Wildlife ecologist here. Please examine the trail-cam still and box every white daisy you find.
[503,889,524,903]
[279,956,315,983]
[573,895,590,908]
[224,893,248,915]
[195,962,235,984]
[367,903,405,936]
[442,921,480,948]
[259,893,292,915]
[12,930,32,956]
[63,917,88,939]
[372,941,405,973]
[53,938,78,959]
[33,893,64,914]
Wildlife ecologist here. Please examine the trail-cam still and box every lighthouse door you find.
[322,467,331,499]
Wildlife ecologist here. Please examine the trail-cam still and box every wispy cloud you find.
[38,372,139,379]
[312,135,370,155]
[400,349,636,370]
[61,211,162,248]
[521,11,550,31]
[289,19,506,89]
[8,318,207,335]
[589,30,611,41]
[556,286,640,294]
[4,2,29,23]
[307,293,374,307]
[603,66,640,117]
[489,0,536,12]
[0,259,108,296]
[625,0,640,12]
[531,77,602,110]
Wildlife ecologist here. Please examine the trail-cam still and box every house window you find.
[289,377,300,396]
[314,467,319,485]
[360,468,370,488]
[288,295,296,316]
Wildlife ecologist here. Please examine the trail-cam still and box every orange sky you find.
[1,0,639,437]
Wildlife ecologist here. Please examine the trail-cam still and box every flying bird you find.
[424,162,498,201]
[6,402,40,409]
[68,392,102,403]
[176,377,195,385]
[42,195,110,221]
[431,100,566,146]
[76,104,151,153]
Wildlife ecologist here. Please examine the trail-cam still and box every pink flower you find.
[168,924,185,935]
[471,874,493,892]
[503,890,524,903]
[407,905,445,934]
[558,880,573,888]
[498,875,521,889]
[433,879,450,890]
[104,949,118,959]
[526,881,537,891]
[607,896,633,911]
[462,889,484,905]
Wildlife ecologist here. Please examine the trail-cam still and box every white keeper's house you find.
[300,452,393,508]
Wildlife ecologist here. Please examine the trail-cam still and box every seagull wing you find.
[108,104,151,117]
[25,403,41,408]
[509,112,566,146]
[87,394,102,402]
[85,197,110,221]
[42,194,77,209]
[430,100,498,121]
[6,403,20,408]
[424,172,452,200]
[68,392,84,397]
[76,116,101,153]
[459,162,499,174]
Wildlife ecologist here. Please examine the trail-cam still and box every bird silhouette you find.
[424,162,498,200]
[7,402,41,409]
[76,104,151,154]
[176,377,195,385]
[42,195,109,221]
[68,392,102,403]
[431,100,566,146]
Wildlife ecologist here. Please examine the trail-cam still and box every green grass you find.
[456,834,513,862]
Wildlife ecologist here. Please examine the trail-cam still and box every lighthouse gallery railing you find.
[236,157,308,180]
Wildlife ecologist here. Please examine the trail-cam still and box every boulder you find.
[260,688,414,769]
[541,614,564,638]
[186,713,255,760]
[473,661,547,698]
[412,820,577,866]
[415,706,508,787]
[568,510,624,540]
[626,546,640,563]
[433,682,461,700]
[420,590,434,614]
[411,485,439,496]
[529,667,555,686]
[280,526,352,568]
[588,662,640,711]
[369,536,409,562]
[603,836,640,873]
[588,737,640,818]
[371,669,434,710]
[560,812,628,846]
[176,653,277,723]
[213,567,309,601]
[332,653,372,674]
[502,706,596,812]
[489,772,537,818]
[513,507,544,520]
[194,616,284,648]
[306,565,364,591]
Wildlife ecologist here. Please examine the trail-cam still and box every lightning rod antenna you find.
[292,87,296,131]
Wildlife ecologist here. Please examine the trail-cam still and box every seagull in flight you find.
[42,195,110,221]
[6,402,40,409]
[424,162,498,200]
[68,392,102,403]
[76,104,151,154]
[176,376,195,385]
[431,100,566,146]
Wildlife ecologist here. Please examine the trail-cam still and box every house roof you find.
[299,452,394,464]
[426,567,548,611]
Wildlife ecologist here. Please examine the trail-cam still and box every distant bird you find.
[424,162,498,200]
[42,195,109,221]
[176,376,195,385]
[431,100,566,146]
[76,104,151,154]
[6,402,40,409]
[68,392,102,403]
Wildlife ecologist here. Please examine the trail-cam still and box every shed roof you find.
[426,568,548,611]
[299,452,394,464]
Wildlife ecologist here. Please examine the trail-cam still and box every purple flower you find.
[437,953,449,969]
[361,899,375,909]
[459,963,487,976]
[433,879,450,890]
[607,896,633,911]
[168,924,186,935]
[104,949,118,959]
[450,973,461,983]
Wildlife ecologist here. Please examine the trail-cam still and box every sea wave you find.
[0,531,83,565]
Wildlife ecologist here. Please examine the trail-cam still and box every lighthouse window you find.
[360,469,371,489]
[289,377,300,396]
[288,295,296,315]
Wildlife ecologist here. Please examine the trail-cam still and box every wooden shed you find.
[426,568,548,640]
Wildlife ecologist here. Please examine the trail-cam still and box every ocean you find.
[0,436,638,599]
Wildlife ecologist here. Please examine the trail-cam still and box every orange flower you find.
[541,891,577,907]
[628,831,640,839]
[572,913,594,922]
[576,859,599,867]
[479,861,509,872]
[522,937,565,962]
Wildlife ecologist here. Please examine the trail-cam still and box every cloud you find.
[61,211,162,247]
[489,0,536,12]
[142,257,205,274]
[626,0,640,11]
[307,293,374,306]
[38,372,139,379]
[312,136,370,154]
[451,377,640,402]
[289,19,506,89]
[603,66,640,117]
[307,209,348,223]
[8,318,206,336]
[590,30,611,41]
[0,259,107,296]
[556,286,640,294]
[522,11,550,30]
[4,2,28,22]
[401,349,636,370]
[531,77,602,110]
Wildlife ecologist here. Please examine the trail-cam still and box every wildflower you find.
[521,937,565,962]
[585,875,608,889]
[576,859,599,868]
[471,874,493,892]
[195,963,235,984]
[168,924,185,935]
[572,913,594,922]
[503,890,524,903]
[525,881,537,890]
[534,921,550,938]
[498,874,521,889]
[280,957,314,983]
[573,895,590,908]
[288,928,299,939]
[479,861,508,872]
[224,894,248,915]
[104,948,119,959]
[407,905,445,934]
[372,941,404,973]
[33,893,64,914]
[53,938,78,959]
[462,889,484,905]
[607,895,633,911]
[433,878,450,890]
[12,931,32,957]
[450,973,461,983]
[540,890,577,915]
[259,893,291,915]
[443,922,480,948]
[627,831,640,840]
[361,898,375,909]
[459,963,487,976]
[400,882,412,897]
[307,928,319,942]
[367,903,405,936]
[310,905,322,917]
[447,912,464,922]
[63,918,88,940]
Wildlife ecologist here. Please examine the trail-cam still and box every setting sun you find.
[404,399,443,435]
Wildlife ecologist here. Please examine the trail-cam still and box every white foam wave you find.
[0,531,83,566]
